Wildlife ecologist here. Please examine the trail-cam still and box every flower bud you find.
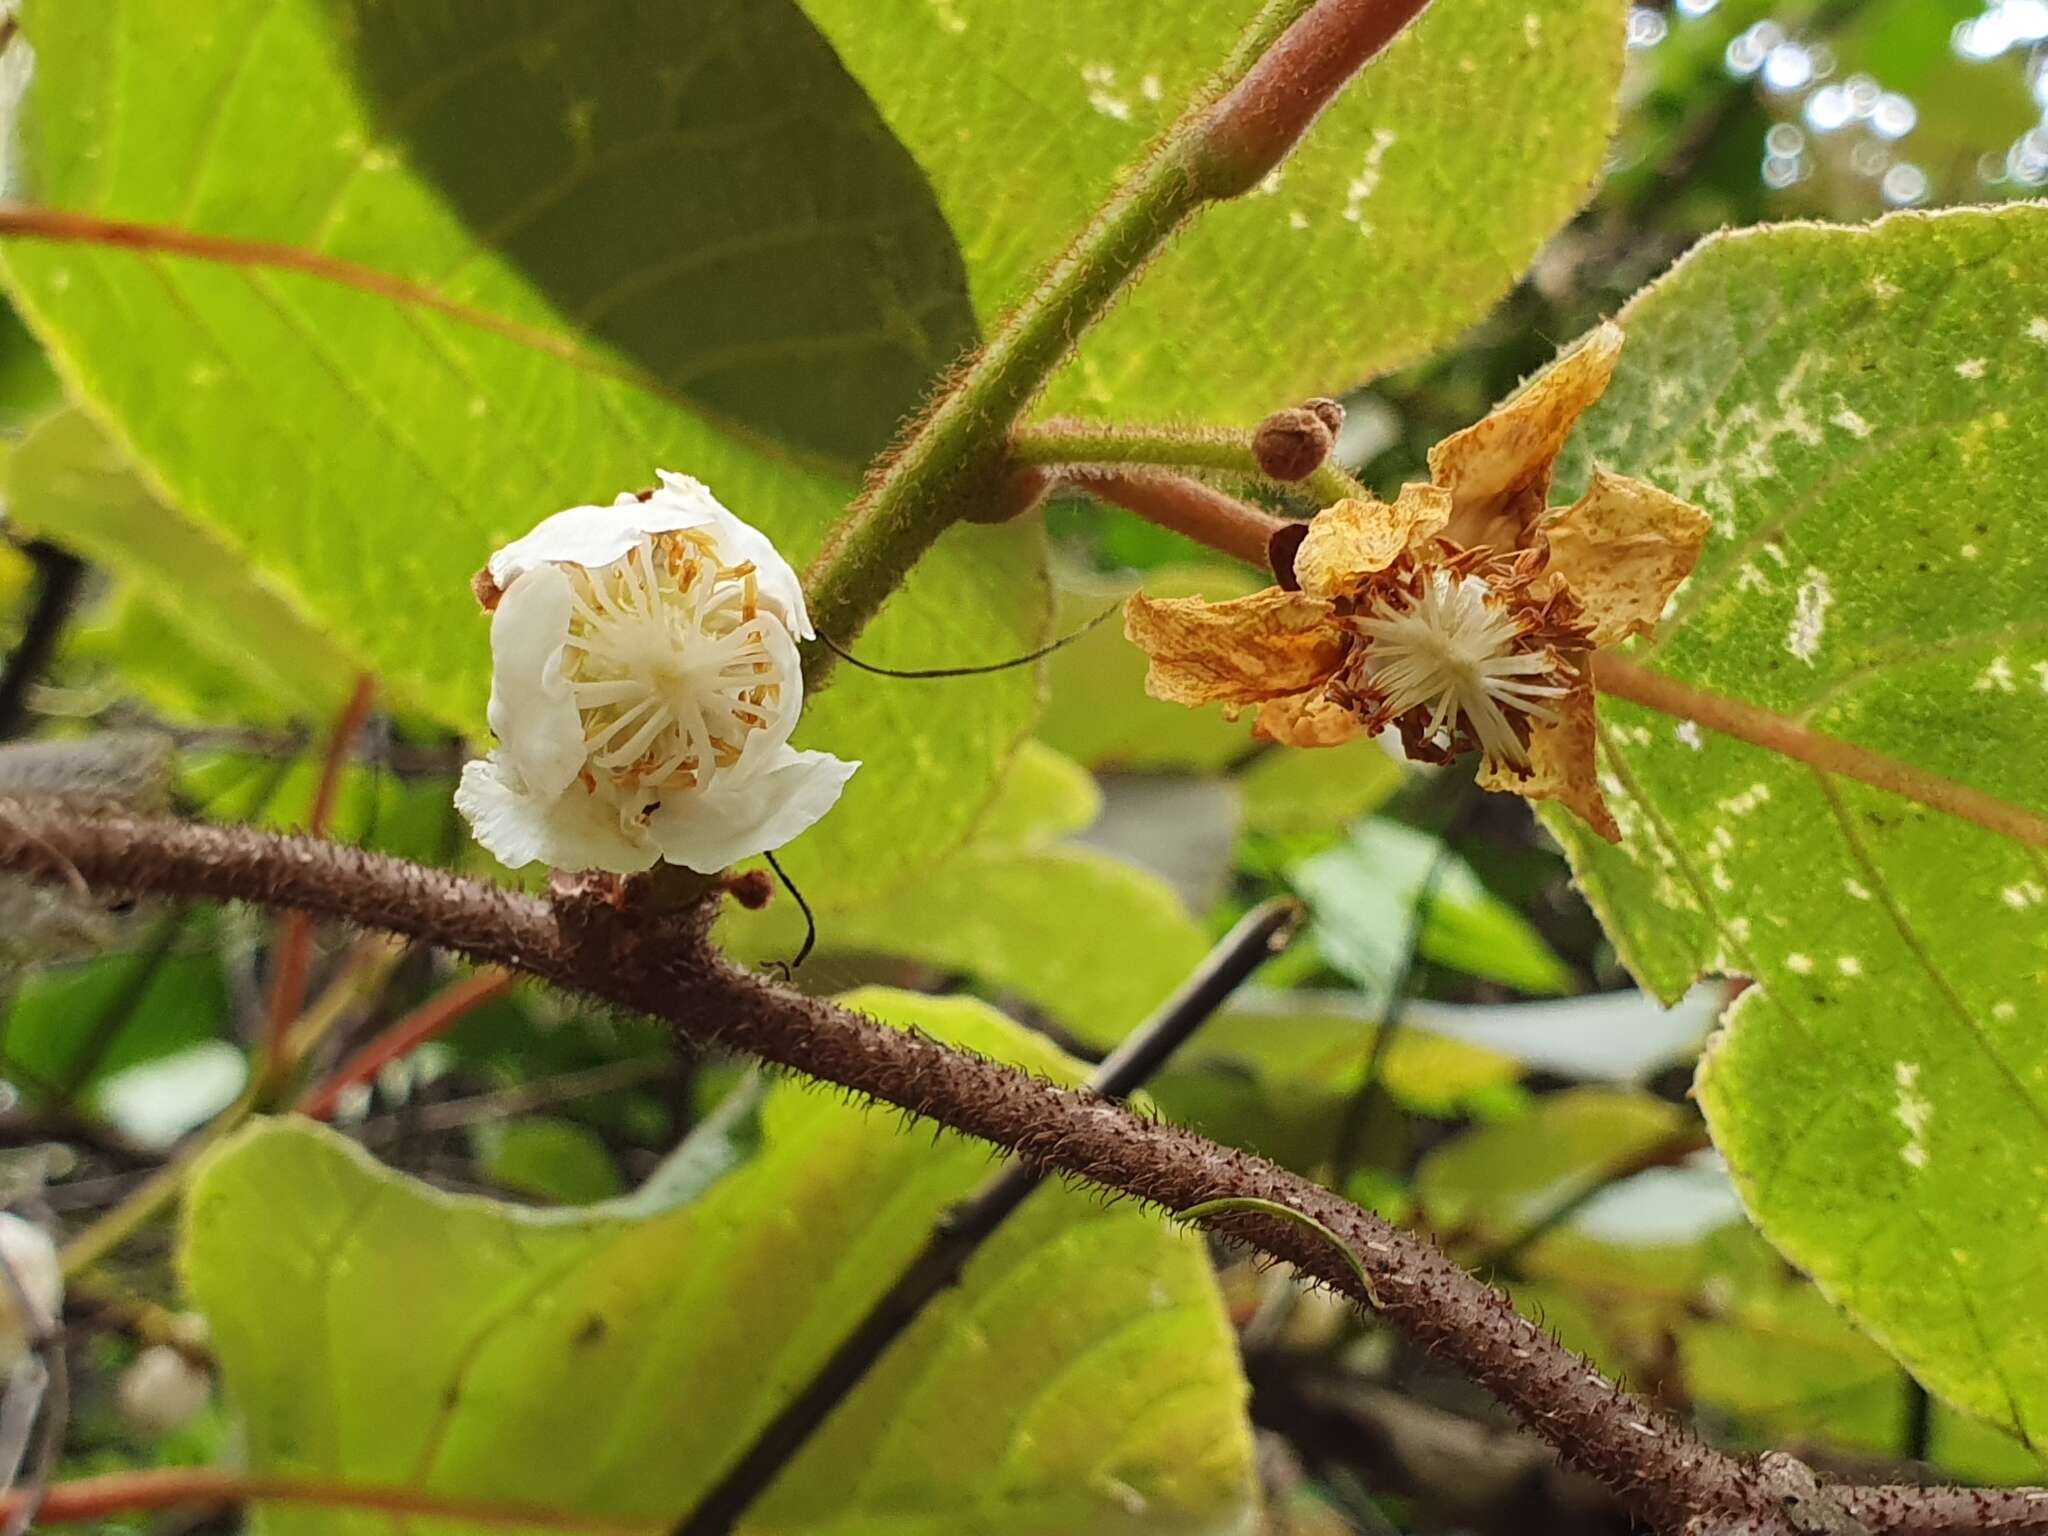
[1253,407,1335,482]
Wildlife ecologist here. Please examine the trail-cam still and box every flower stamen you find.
[1349,568,1575,771]
[559,532,788,801]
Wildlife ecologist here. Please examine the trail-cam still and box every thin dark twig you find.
[811,602,1120,680]
[0,1227,67,1536]
[671,898,1304,1536]
[760,851,815,976]
[0,544,88,741]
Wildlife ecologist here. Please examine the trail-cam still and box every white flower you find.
[456,472,858,874]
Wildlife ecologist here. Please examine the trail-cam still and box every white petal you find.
[486,564,584,799]
[456,754,659,874]
[651,472,812,637]
[644,747,858,872]
[486,472,812,639]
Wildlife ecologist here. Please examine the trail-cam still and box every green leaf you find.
[184,990,1255,1534]
[1414,1087,1690,1250]
[181,753,458,863]
[1039,566,1264,773]
[5,0,1045,906]
[1237,736,1407,838]
[2,925,229,1099]
[9,409,362,721]
[802,1,1625,422]
[971,740,1103,852]
[1546,205,2048,1440]
[470,1117,623,1206]
[724,845,1208,1046]
[1175,990,1520,1119]
[1293,819,1574,1001]
[1141,989,1521,1173]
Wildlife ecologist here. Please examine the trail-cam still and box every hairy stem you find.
[674,900,1302,1536]
[801,0,1436,672]
[0,799,2015,1535]
[1066,468,1293,571]
[1013,419,1366,506]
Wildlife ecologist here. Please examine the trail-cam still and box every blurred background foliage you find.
[1,1,2045,1531]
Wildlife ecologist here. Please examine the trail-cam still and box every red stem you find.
[1,1468,651,1534]
[1192,0,1436,195]
[264,675,374,1056]
[296,967,516,1120]
[1065,468,1290,570]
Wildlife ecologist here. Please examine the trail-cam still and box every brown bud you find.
[1303,397,1345,435]
[471,566,503,613]
[1253,407,1335,482]
[719,868,776,910]
[1268,519,1311,591]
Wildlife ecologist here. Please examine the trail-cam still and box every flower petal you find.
[1476,670,1619,841]
[1544,466,1711,647]
[651,471,812,638]
[1123,589,1344,707]
[486,472,811,637]
[645,747,859,873]
[1254,689,1367,748]
[486,563,584,800]
[1293,483,1450,599]
[455,754,659,874]
[1429,322,1624,553]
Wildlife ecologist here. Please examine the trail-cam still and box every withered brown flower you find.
[1123,324,1709,841]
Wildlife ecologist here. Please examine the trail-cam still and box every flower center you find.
[557,532,785,798]
[1352,569,1568,769]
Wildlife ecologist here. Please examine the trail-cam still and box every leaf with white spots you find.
[184,992,1257,1536]
[798,0,1627,422]
[1549,206,2048,1442]
[2,0,1044,907]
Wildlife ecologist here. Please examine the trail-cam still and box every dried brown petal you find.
[1254,689,1368,748]
[1293,483,1450,600]
[1544,466,1711,647]
[1428,322,1624,553]
[1477,666,1619,841]
[1123,588,1345,707]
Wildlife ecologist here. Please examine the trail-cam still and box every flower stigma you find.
[1350,569,1570,770]
[561,530,780,809]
